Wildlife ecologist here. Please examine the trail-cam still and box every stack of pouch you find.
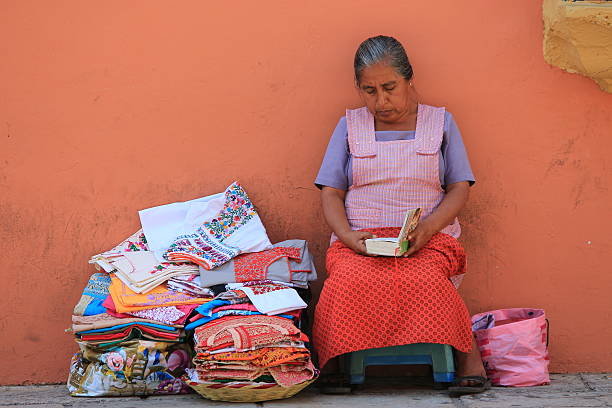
[68,340,192,396]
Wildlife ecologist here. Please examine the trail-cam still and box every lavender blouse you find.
[315,111,475,190]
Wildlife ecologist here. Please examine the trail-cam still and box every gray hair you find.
[354,36,414,84]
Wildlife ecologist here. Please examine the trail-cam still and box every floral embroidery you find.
[149,261,191,275]
[203,182,255,242]
[165,232,239,269]
[164,182,257,270]
[248,284,290,296]
[100,230,150,256]
[124,232,149,252]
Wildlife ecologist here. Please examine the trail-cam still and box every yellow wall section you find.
[543,0,612,93]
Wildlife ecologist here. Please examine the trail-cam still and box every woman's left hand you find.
[403,219,437,257]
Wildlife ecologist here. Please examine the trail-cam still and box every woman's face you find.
[357,62,414,125]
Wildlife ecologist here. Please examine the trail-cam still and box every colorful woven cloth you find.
[73,273,112,316]
[313,228,473,369]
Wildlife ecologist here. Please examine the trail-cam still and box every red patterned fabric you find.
[233,247,301,282]
[195,315,303,351]
[313,228,472,368]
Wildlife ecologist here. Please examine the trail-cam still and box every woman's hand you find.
[338,230,375,255]
[403,219,436,257]
[403,181,471,257]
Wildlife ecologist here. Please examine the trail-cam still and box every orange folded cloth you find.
[108,275,210,313]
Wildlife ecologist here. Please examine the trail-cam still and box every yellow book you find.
[364,208,422,256]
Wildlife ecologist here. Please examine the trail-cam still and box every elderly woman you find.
[313,36,489,394]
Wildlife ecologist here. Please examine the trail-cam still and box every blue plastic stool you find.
[348,343,455,385]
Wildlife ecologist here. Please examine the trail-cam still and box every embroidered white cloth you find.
[140,182,272,270]
[139,193,224,263]
[227,283,307,316]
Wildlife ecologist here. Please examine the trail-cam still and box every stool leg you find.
[349,353,366,385]
[431,345,455,384]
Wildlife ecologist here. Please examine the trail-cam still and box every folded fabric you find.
[194,315,304,352]
[202,341,307,355]
[73,273,112,316]
[128,307,185,325]
[229,283,307,316]
[114,252,197,294]
[194,290,250,318]
[198,367,266,381]
[90,229,198,294]
[195,347,309,368]
[161,182,272,270]
[103,296,198,325]
[199,240,317,288]
[69,313,182,333]
[78,324,181,343]
[185,311,295,331]
[212,303,259,314]
[106,275,210,313]
[67,340,192,396]
[269,360,317,387]
[193,351,316,387]
[166,275,214,298]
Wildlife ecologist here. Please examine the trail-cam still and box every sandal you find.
[448,375,491,397]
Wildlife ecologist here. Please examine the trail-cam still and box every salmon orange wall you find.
[1,1,611,384]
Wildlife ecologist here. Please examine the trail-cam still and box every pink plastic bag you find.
[472,308,550,387]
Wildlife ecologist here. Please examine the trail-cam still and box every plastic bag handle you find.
[545,318,550,348]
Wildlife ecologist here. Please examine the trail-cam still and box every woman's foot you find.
[448,376,491,397]
[450,338,490,396]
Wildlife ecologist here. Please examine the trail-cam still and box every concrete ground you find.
[1,374,610,408]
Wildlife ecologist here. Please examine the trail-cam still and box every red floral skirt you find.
[313,228,472,368]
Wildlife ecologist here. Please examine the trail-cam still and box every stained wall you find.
[1,1,611,384]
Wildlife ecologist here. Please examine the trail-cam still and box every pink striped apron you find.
[345,104,464,288]
[345,104,461,238]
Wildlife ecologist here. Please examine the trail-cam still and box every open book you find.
[364,208,422,256]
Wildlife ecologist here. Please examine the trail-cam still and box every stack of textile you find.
[182,281,318,402]
[67,269,210,396]
[66,181,318,401]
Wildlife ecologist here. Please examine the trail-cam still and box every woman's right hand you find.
[337,230,375,255]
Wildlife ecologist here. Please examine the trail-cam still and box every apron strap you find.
[346,107,377,157]
[415,104,446,154]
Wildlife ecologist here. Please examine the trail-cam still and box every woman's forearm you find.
[320,187,352,238]
[321,186,374,254]
[421,181,470,233]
